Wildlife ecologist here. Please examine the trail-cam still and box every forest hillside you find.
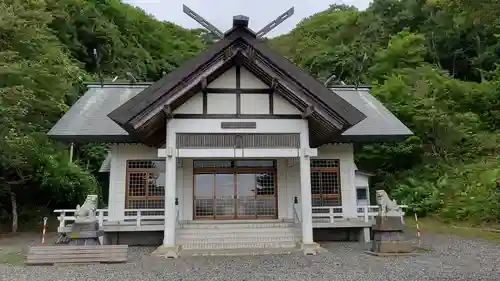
[1,0,499,231]
[270,0,500,223]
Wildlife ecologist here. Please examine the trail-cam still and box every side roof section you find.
[47,84,150,143]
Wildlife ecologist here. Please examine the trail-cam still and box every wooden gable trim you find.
[238,52,342,131]
[108,27,367,147]
[241,33,366,127]
[236,63,241,116]
[204,88,272,93]
[132,53,238,130]
[127,50,345,147]
[108,31,241,128]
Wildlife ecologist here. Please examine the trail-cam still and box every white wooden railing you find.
[54,209,166,229]
[311,205,408,223]
[292,197,301,223]
[55,205,408,229]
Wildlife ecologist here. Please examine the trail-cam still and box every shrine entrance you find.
[193,160,277,220]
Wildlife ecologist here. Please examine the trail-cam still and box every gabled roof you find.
[99,152,112,173]
[334,86,413,142]
[47,84,150,143]
[47,85,412,145]
[48,20,412,147]
[107,25,366,146]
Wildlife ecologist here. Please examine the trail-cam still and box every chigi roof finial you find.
[183,5,294,39]
[232,15,249,28]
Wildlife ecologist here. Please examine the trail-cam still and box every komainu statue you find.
[74,195,98,224]
[375,190,401,217]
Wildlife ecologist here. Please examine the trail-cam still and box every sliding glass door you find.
[193,160,277,220]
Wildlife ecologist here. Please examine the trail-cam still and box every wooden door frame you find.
[193,163,278,220]
[311,165,342,206]
[125,160,166,210]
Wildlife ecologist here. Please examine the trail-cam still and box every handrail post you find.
[59,211,65,228]
[293,197,299,224]
[98,210,104,227]
[329,207,334,223]
[363,206,369,222]
[175,197,180,226]
[136,210,141,227]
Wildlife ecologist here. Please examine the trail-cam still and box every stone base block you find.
[71,221,99,231]
[371,240,413,253]
[151,245,180,258]
[68,238,101,246]
[373,231,406,242]
[300,242,324,255]
[359,227,371,243]
[372,216,404,231]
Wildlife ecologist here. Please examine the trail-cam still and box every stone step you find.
[178,231,297,239]
[179,247,299,257]
[180,222,294,229]
[177,235,297,244]
[179,233,298,237]
[177,227,298,235]
[181,241,297,250]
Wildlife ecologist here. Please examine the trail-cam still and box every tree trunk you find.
[475,33,485,82]
[10,191,18,233]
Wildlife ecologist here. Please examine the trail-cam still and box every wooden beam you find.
[163,104,173,118]
[271,78,278,91]
[200,76,208,90]
[224,47,233,60]
[173,114,302,119]
[205,88,272,93]
[201,76,208,114]
[236,64,241,115]
[302,105,314,119]
[247,46,256,62]
[269,78,278,115]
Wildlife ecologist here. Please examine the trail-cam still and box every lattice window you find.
[193,160,277,219]
[255,172,276,217]
[311,159,339,168]
[176,133,300,149]
[193,160,276,169]
[126,160,165,216]
[311,159,341,208]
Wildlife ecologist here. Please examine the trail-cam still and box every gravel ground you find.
[1,232,500,281]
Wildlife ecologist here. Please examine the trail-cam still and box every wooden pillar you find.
[163,122,177,246]
[299,125,314,244]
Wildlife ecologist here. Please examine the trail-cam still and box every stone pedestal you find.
[151,245,180,258]
[68,221,103,246]
[300,242,325,255]
[371,216,412,253]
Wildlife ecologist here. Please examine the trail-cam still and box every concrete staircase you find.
[176,220,301,256]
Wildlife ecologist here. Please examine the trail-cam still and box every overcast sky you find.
[124,0,371,37]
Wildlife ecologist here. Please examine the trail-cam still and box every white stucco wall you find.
[173,66,301,116]
[210,67,236,88]
[315,143,357,217]
[107,143,357,221]
[174,92,203,114]
[107,64,357,221]
[240,67,268,88]
[107,143,182,221]
[355,172,370,206]
[355,173,369,187]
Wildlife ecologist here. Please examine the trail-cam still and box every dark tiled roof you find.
[333,87,413,141]
[47,84,146,143]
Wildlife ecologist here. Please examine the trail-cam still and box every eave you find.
[108,27,366,147]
